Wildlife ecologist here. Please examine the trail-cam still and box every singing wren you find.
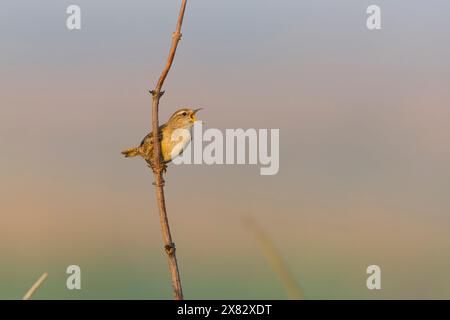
[121,108,201,169]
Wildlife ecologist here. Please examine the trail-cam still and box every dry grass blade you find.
[22,272,48,300]
[244,219,304,299]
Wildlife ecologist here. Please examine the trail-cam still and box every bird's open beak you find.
[191,108,202,122]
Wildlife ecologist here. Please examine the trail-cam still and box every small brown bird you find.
[122,108,201,169]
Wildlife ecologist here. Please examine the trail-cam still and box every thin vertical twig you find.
[149,0,187,300]
[23,272,48,300]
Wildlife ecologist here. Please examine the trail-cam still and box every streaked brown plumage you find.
[121,108,201,169]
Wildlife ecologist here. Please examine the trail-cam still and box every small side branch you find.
[23,272,48,300]
[154,1,187,93]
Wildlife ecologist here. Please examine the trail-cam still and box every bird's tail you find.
[121,147,140,158]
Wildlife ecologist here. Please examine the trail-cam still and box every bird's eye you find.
[182,112,187,116]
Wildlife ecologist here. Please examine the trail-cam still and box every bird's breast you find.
[162,128,192,162]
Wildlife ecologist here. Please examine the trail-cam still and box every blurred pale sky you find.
[1,0,450,299]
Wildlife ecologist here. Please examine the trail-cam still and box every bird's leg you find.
[151,162,167,187]
[148,162,167,173]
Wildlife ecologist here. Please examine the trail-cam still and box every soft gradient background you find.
[1,0,450,299]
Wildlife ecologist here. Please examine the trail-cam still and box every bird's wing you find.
[139,124,165,147]
[139,124,166,161]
